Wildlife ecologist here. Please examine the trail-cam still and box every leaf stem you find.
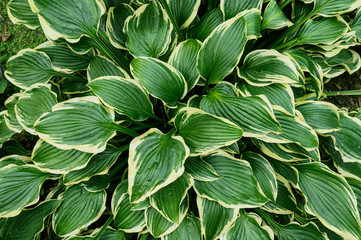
[94,215,113,240]
[202,79,209,95]
[280,0,293,9]
[325,90,361,96]
[159,0,185,41]
[111,123,140,137]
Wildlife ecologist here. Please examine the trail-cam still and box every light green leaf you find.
[220,0,262,20]
[184,156,221,182]
[34,96,117,154]
[262,175,297,214]
[187,8,223,42]
[242,152,277,201]
[0,200,62,240]
[193,151,268,208]
[88,76,154,121]
[200,83,282,138]
[35,41,91,74]
[174,107,243,156]
[128,128,189,203]
[296,101,340,134]
[262,0,292,30]
[0,164,50,218]
[222,210,273,240]
[5,49,54,89]
[4,94,22,133]
[168,39,202,91]
[237,49,300,86]
[112,180,146,233]
[197,196,238,240]
[29,0,105,42]
[162,212,202,240]
[150,173,191,224]
[124,1,172,57]
[324,49,361,75]
[0,111,16,148]
[106,4,134,49]
[260,106,319,150]
[330,111,361,163]
[293,17,349,46]
[31,140,93,174]
[237,83,295,115]
[15,84,57,135]
[166,0,201,29]
[7,0,40,29]
[87,55,130,81]
[313,0,361,17]
[197,14,247,84]
[53,184,106,237]
[64,145,124,185]
[294,162,361,240]
[278,222,328,240]
[131,57,187,107]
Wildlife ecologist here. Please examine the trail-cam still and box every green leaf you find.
[7,0,40,29]
[242,152,277,201]
[166,0,201,29]
[88,76,154,121]
[168,39,202,91]
[31,140,93,174]
[187,8,223,42]
[293,17,348,46]
[112,180,146,232]
[237,49,300,86]
[150,173,191,224]
[162,212,202,240]
[296,101,340,134]
[0,200,62,240]
[0,155,28,168]
[237,83,295,115]
[223,210,273,240]
[4,94,22,133]
[242,9,262,40]
[330,111,361,162]
[197,196,238,240]
[197,14,247,84]
[324,49,361,75]
[131,57,187,107]
[174,107,243,156]
[106,4,134,49]
[260,106,319,150]
[34,96,117,154]
[124,1,172,57]
[64,145,124,185]
[262,0,292,30]
[81,174,110,192]
[184,156,221,182]
[29,0,105,42]
[294,162,361,239]
[220,0,262,20]
[351,9,361,41]
[200,83,282,138]
[128,128,189,203]
[58,77,90,94]
[53,184,106,237]
[0,164,49,217]
[35,41,92,74]
[87,55,130,81]
[313,0,361,17]
[262,175,297,214]
[0,111,16,148]
[5,49,54,89]
[346,177,361,219]
[278,222,328,240]
[193,151,268,208]
[15,84,57,135]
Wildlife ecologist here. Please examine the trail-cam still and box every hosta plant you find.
[2,0,361,239]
